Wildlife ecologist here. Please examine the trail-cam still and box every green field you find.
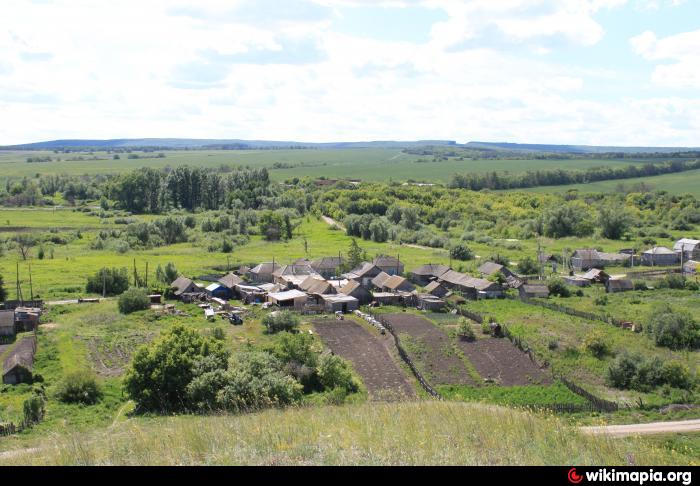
[523,168,700,197]
[0,148,652,184]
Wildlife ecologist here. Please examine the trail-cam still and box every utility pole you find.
[145,261,149,290]
[133,258,138,288]
[28,264,34,302]
[102,268,106,298]
[16,262,23,305]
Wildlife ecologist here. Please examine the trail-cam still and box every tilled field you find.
[380,314,475,386]
[457,338,552,386]
[313,319,415,401]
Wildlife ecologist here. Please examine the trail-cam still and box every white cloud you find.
[631,29,700,89]
[0,0,699,146]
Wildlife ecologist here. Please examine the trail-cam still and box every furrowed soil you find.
[380,314,475,385]
[313,319,415,401]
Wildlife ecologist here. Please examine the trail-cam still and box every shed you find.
[606,279,634,294]
[581,269,610,284]
[519,284,550,299]
[564,276,591,287]
[371,292,403,306]
[321,294,359,314]
[409,264,450,286]
[236,285,267,304]
[340,280,373,305]
[13,307,41,332]
[2,336,36,385]
[416,294,446,311]
[206,283,232,300]
[478,262,514,278]
[571,249,599,271]
[0,310,15,337]
[267,290,308,309]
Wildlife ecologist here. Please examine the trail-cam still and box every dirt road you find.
[581,419,700,438]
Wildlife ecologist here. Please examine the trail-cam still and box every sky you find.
[1,0,699,146]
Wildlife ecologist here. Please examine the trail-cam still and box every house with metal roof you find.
[642,247,679,266]
[674,239,700,261]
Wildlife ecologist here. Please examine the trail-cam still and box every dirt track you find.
[581,419,700,437]
[313,319,415,401]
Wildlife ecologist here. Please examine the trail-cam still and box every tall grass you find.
[1,401,692,466]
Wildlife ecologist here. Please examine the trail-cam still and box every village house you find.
[519,284,550,299]
[438,270,504,299]
[642,247,679,266]
[299,276,337,296]
[674,239,700,261]
[371,271,392,290]
[409,264,450,286]
[340,280,373,305]
[424,280,449,298]
[237,265,252,277]
[0,310,15,338]
[606,278,634,294]
[311,257,344,279]
[581,268,611,284]
[219,273,244,291]
[2,336,36,385]
[273,264,321,289]
[372,256,404,276]
[344,262,384,288]
[478,262,515,279]
[170,276,200,300]
[249,262,283,283]
[381,275,415,293]
[571,249,632,271]
[205,283,232,300]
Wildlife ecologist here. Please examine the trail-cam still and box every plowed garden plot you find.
[380,314,475,386]
[457,338,552,386]
[313,320,415,401]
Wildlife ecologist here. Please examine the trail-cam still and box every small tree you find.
[516,257,539,276]
[347,239,364,270]
[548,278,571,298]
[22,392,45,427]
[155,262,179,285]
[598,206,632,240]
[316,354,358,393]
[457,319,476,341]
[13,234,37,261]
[86,267,130,296]
[645,306,699,351]
[583,331,610,359]
[118,287,151,314]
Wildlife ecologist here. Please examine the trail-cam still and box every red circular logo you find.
[568,468,584,484]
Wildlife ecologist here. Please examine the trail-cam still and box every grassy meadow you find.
[1,401,696,466]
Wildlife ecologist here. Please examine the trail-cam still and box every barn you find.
[0,310,15,338]
[409,264,450,286]
[424,281,449,298]
[2,336,36,385]
[340,280,373,305]
[606,279,634,294]
[320,294,359,314]
[267,290,308,309]
[519,284,550,299]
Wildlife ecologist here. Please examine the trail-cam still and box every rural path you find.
[321,215,345,230]
[581,419,700,438]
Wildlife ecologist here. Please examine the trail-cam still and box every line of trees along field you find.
[448,159,700,191]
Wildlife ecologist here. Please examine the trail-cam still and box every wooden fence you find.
[1,300,44,310]
[507,294,632,330]
[457,305,620,413]
[377,315,442,399]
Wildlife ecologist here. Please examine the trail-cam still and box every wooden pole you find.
[133,258,137,288]
[28,263,34,302]
[145,261,149,290]
[102,268,106,298]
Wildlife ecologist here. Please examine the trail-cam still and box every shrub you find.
[458,320,476,341]
[22,392,45,426]
[262,311,300,334]
[548,278,571,298]
[56,371,102,404]
[316,354,358,393]
[594,295,608,306]
[124,325,229,412]
[450,244,474,261]
[607,353,692,392]
[583,331,610,359]
[645,306,699,350]
[661,361,694,390]
[118,287,151,314]
[86,267,130,296]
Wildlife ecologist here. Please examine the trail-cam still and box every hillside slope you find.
[1,401,693,466]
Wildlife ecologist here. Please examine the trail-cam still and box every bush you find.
[316,353,358,393]
[607,353,693,392]
[548,278,571,298]
[86,267,130,296]
[22,392,45,426]
[594,295,608,306]
[118,287,151,314]
[450,244,474,261]
[645,306,699,350]
[583,331,610,359]
[262,311,300,334]
[56,371,102,404]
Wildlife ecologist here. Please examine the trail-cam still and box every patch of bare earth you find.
[313,320,415,401]
[457,338,552,386]
[380,314,475,386]
[83,332,155,378]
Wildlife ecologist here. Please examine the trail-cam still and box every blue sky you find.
[0,0,699,145]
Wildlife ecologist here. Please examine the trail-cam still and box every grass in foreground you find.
[0,401,695,466]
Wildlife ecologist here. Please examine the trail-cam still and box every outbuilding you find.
[321,294,359,314]
[340,280,373,305]
[2,336,36,385]
[0,310,15,338]
[642,247,679,267]
[519,284,550,299]
[206,283,232,300]
[409,264,450,286]
[606,279,634,294]
[267,289,308,309]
